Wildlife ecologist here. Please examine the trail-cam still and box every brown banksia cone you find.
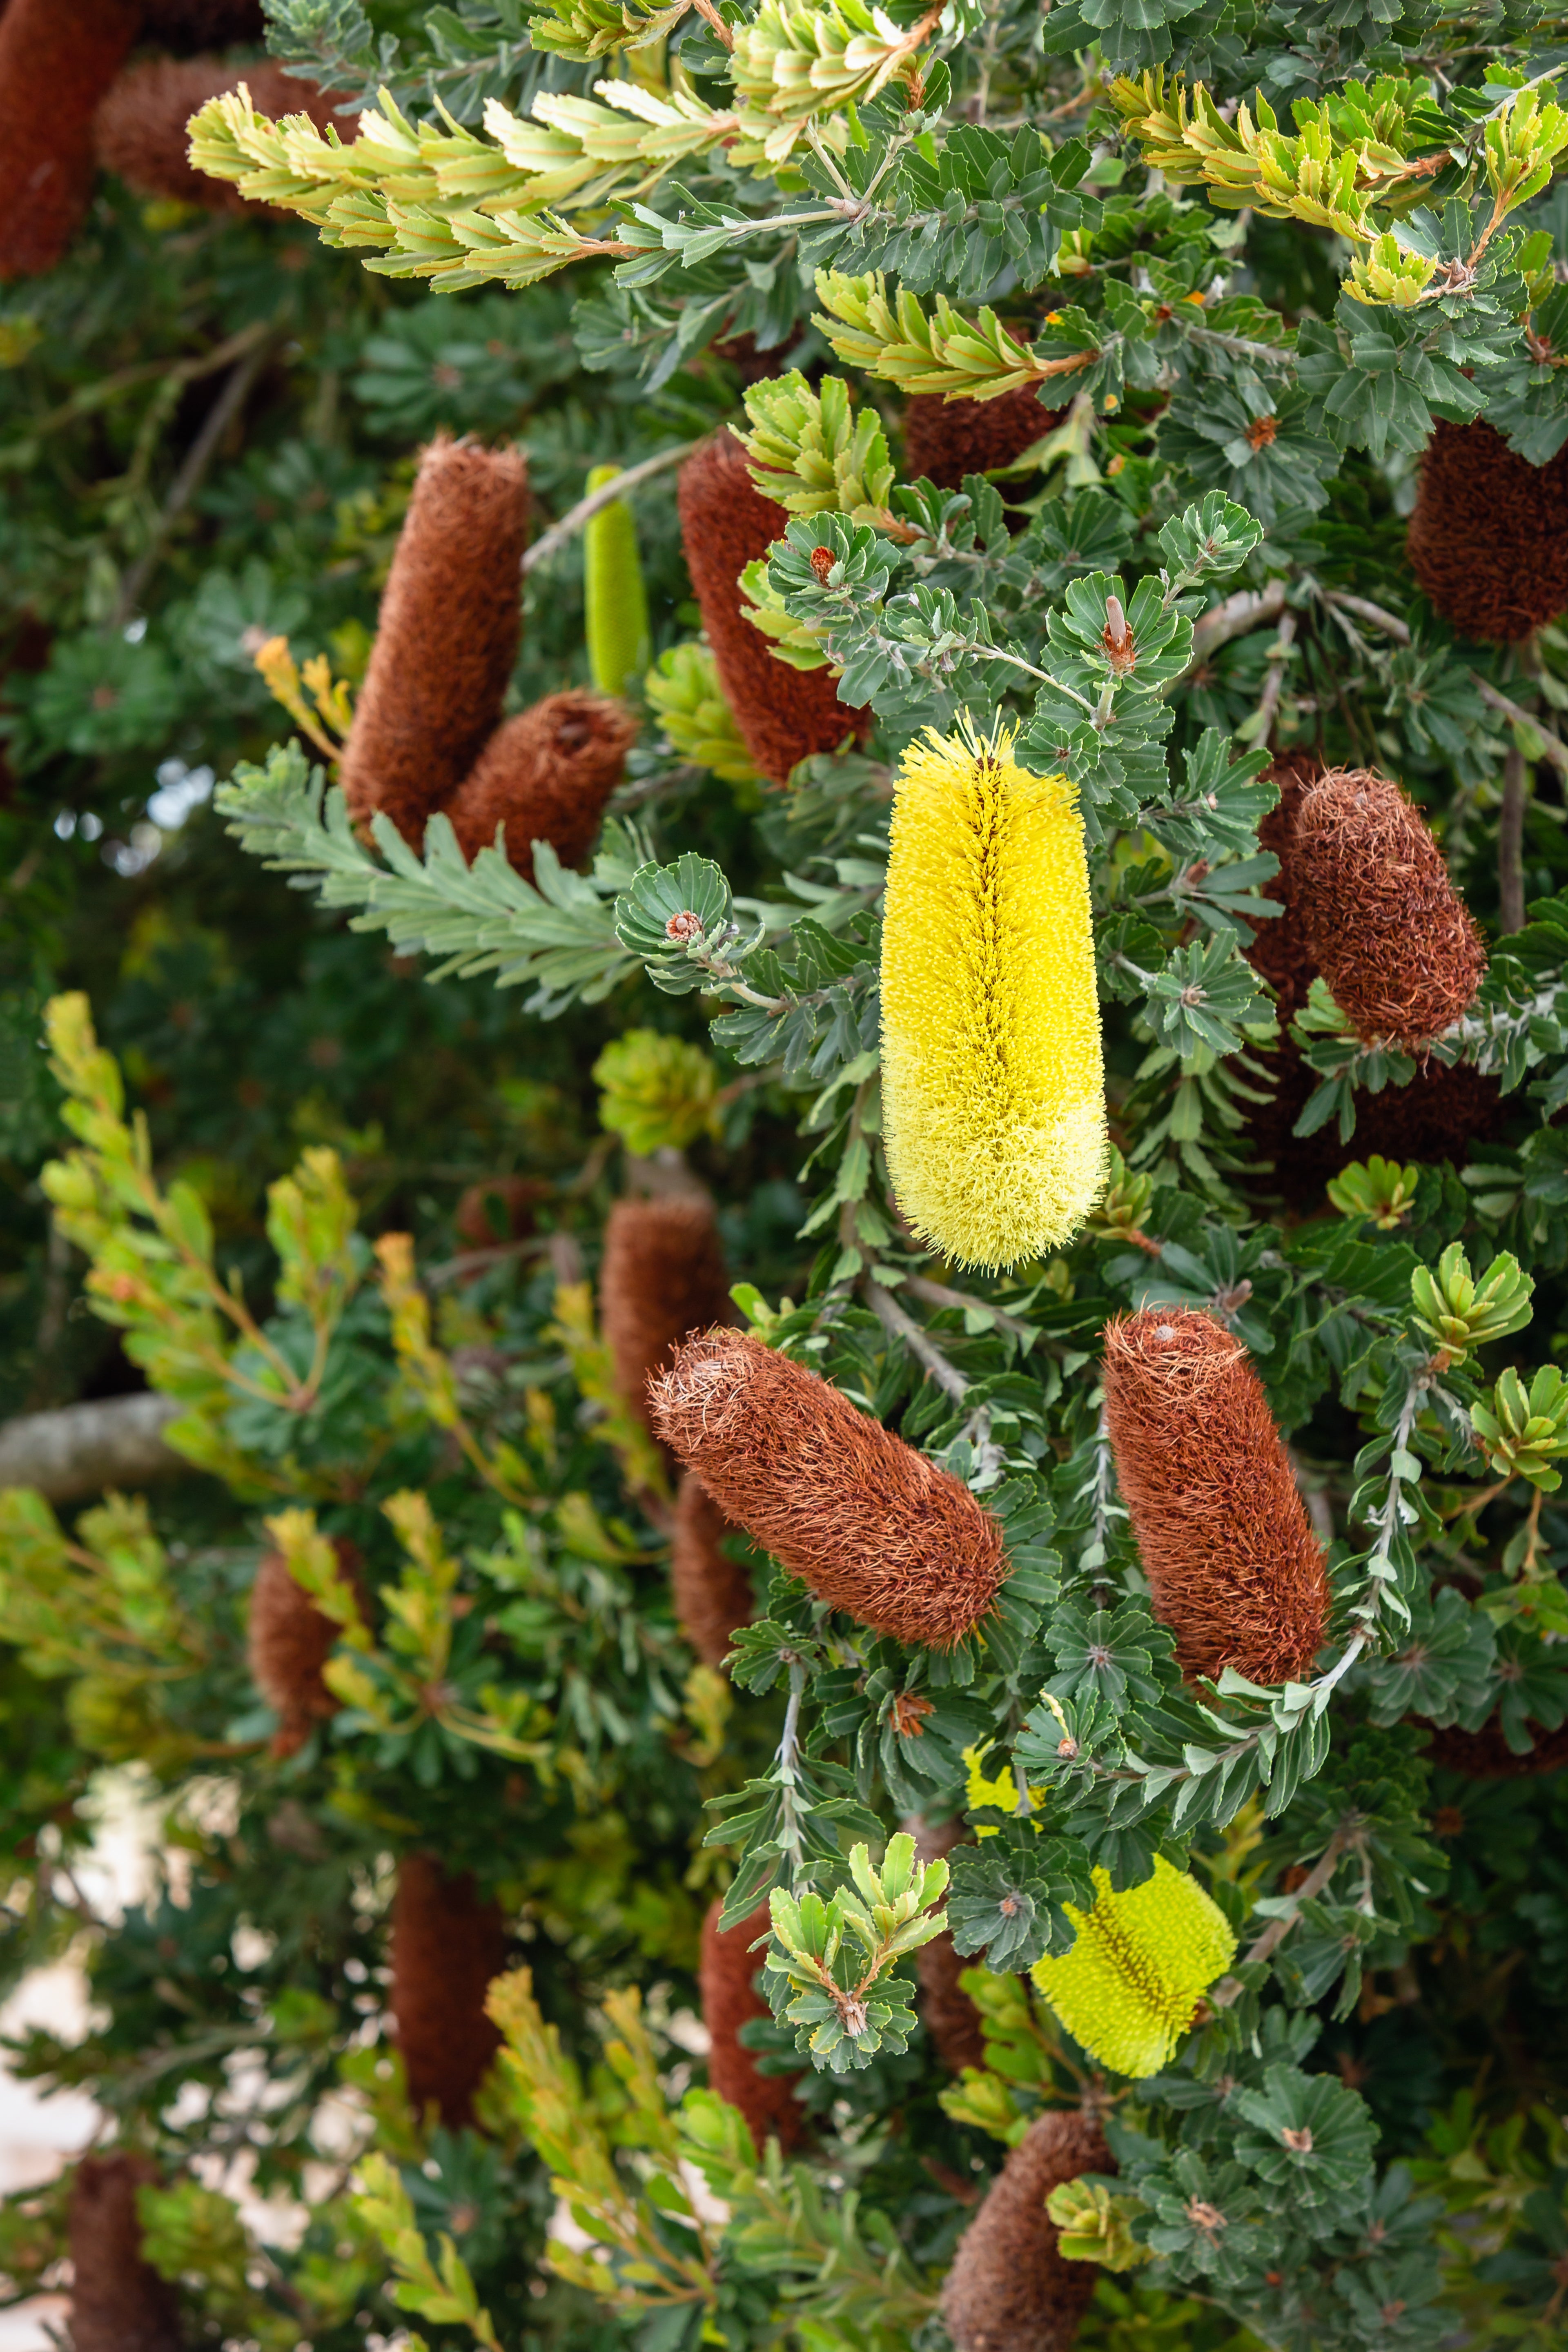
[0,0,143,281]
[455,1174,550,1251]
[1290,767,1485,1051]
[1101,1308,1330,1688]
[700,1898,807,2152]
[671,1472,754,1666]
[390,1854,507,2129]
[648,1329,1009,1650]
[601,1196,734,1437]
[95,60,345,210]
[139,0,267,43]
[1422,1715,1568,1779]
[443,689,637,878]
[905,1813,985,2072]
[677,433,870,786]
[247,1539,365,1759]
[902,384,1063,490]
[68,2151,183,2352]
[941,2109,1112,2352]
[1407,418,1568,644]
[339,436,529,846]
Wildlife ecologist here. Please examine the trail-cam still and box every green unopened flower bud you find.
[1472,1364,1568,1490]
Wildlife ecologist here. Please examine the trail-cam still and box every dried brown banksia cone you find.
[69,2151,183,2352]
[677,433,869,786]
[390,1854,506,2129]
[906,1813,985,2071]
[941,2109,1112,2352]
[247,1539,364,1758]
[1290,766,1486,1051]
[95,60,345,210]
[648,1330,1009,1649]
[1407,418,1568,643]
[443,689,638,878]
[601,1196,734,1435]
[700,1898,807,2152]
[671,1472,754,1666]
[340,436,529,845]
[0,0,143,281]
[140,0,267,42]
[902,385,1063,490]
[1102,1307,1329,1687]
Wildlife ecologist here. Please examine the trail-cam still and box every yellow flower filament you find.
[1031,1855,1238,2078]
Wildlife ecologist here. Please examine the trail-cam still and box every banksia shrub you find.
[1101,1307,1330,1686]
[1407,418,1568,643]
[1031,1855,1237,2076]
[881,722,1105,1271]
[902,385,1063,489]
[95,61,344,209]
[648,1329,1008,1649]
[68,2151,183,2352]
[699,1898,807,2152]
[677,433,866,785]
[247,1538,363,1757]
[390,1854,506,2128]
[339,436,529,845]
[443,689,637,877]
[1291,767,1486,1050]
[0,0,142,281]
[940,2109,1112,2352]
[671,1472,754,1666]
[600,1195,733,1434]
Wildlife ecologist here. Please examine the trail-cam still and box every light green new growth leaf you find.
[736,373,895,522]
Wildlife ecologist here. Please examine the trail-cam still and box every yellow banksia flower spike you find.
[880,719,1107,1272]
[1031,1854,1237,2078]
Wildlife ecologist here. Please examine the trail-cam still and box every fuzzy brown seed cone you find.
[95,60,346,211]
[0,0,143,281]
[390,1854,506,2129]
[648,1329,1009,1650]
[443,690,637,878]
[68,2152,183,2352]
[671,1472,754,1666]
[1422,1713,1568,1778]
[1102,1308,1329,1687]
[339,436,529,845]
[1290,766,1485,1051]
[1246,752,1323,1026]
[140,0,267,43]
[699,1899,807,2153]
[455,1174,550,1251]
[941,2109,1113,2352]
[677,434,869,786]
[1407,418,1568,644]
[902,385,1064,490]
[918,1931,988,2074]
[601,1196,734,1437]
[247,1539,365,1759]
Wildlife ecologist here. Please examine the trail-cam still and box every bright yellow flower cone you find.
[880,720,1106,1272]
[1031,1855,1237,2078]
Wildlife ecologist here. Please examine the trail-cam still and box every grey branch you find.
[0,1393,186,1503]
[521,441,699,577]
[1183,579,1288,671]
[1323,592,1568,778]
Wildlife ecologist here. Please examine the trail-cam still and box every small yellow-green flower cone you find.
[880,721,1106,1272]
[1031,1855,1236,2078]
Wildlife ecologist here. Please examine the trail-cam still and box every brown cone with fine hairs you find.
[941,2109,1113,2352]
[648,1329,1009,1650]
[1289,766,1485,1051]
[700,1899,808,2153]
[1423,1714,1568,1779]
[390,1854,506,2129]
[905,1813,985,2073]
[1102,1308,1330,1688]
[677,432,870,785]
[671,1473,754,1667]
[140,0,267,43]
[443,689,637,878]
[902,384,1064,490]
[247,1539,365,1760]
[1407,418,1568,644]
[601,1195,734,1437]
[0,0,143,281]
[68,2151,183,2352]
[340,435,529,846]
[95,60,347,211]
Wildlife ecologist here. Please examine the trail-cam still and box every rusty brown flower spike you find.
[1291,766,1486,1051]
[647,1329,1009,1649]
[390,1854,507,2128]
[1101,1307,1330,1688]
[0,0,142,281]
[699,1898,808,2152]
[340,436,529,846]
[246,1538,364,1759]
[141,0,267,38]
[671,1472,755,1667]
[940,2110,1112,2352]
[902,385,1064,490]
[443,688,637,878]
[95,61,344,211]
[600,1195,734,1437]
[69,2152,183,2352]
[677,433,869,785]
[1407,419,1568,644]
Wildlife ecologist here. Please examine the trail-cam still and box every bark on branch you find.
[0,1393,185,1503]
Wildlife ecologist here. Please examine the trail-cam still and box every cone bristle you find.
[390,1855,506,2129]
[1406,418,1568,644]
[671,1473,754,1666]
[902,385,1063,490]
[700,1898,807,2152]
[600,1196,733,1437]
[69,2152,183,2352]
[940,2109,1112,2352]
[96,60,343,210]
[444,689,636,877]
[0,0,142,282]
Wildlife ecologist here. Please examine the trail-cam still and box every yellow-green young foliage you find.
[592,1027,720,1154]
[1031,1854,1236,2078]
[644,643,760,787]
[584,464,650,697]
[880,723,1106,1271]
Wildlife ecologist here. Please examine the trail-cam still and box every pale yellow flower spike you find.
[1031,1855,1238,2078]
[880,719,1107,1272]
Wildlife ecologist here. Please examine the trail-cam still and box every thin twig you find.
[521,441,699,577]
[1500,741,1528,934]
[1183,579,1288,672]
[864,1277,970,1404]
[111,332,277,626]
[904,1273,1038,1342]
[1247,608,1298,746]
